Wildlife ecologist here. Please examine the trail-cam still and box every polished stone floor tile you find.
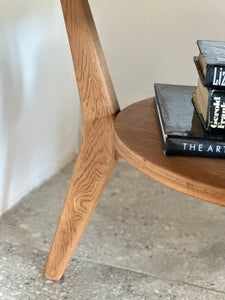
[1,160,225,299]
[0,243,225,300]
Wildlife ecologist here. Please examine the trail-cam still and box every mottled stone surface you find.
[1,160,225,299]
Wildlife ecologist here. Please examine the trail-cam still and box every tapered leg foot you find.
[44,120,117,280]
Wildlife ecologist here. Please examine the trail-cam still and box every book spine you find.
[205,65,225,89]
[165,137,225,158]
[206,90,225,131]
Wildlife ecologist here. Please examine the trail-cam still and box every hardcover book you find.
[154,83,225,158]
[197,40,225,89]
[192,78,225,133]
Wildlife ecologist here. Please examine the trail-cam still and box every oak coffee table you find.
[44,0,225,280]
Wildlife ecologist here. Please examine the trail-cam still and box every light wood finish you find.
[44,120,118,280]
[114,98,225,206]
[45,0,225,281]
[44,0,119,280]
[61,0,119,119]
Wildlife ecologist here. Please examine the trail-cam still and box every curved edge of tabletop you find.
[113,99,225,207]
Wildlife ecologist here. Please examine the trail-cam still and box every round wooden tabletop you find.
[114,98,225,206]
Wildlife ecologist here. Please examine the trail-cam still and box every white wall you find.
[1,0,225,216]
[0,1,81,216]
[90,0,225,108]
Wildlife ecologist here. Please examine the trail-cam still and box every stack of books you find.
[193,41,225,135]
[154,40,225,158]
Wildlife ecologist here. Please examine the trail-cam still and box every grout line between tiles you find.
[72,255,225,295]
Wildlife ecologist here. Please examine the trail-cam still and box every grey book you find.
[196,40,225,89]
[154,83,225,158]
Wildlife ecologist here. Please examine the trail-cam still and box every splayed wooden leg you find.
[44,119,118,280]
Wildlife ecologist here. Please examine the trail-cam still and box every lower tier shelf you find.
[114,98,225,206]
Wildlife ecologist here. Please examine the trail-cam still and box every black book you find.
[196,40,225,89]
[192,78,225,134]
[154,83,225,158]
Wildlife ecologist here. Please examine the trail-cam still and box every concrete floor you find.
[1,160,225,299]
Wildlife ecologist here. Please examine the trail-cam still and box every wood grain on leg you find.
[44,0,120,280]
[61,0,119,120]
[44,119,117,280]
